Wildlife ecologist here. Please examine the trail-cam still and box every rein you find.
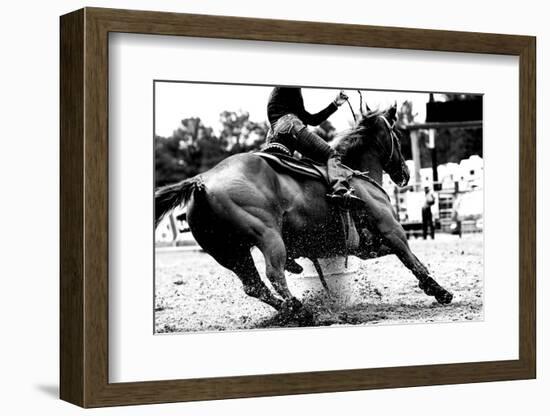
[379,115,397,168]
[351,170,391,202]
[345,98,357,122]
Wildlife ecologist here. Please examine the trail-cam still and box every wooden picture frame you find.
[60,7,536,408]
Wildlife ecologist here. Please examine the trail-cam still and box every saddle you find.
[255,147,331,185]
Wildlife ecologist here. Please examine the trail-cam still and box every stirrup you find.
[326,190,365,211]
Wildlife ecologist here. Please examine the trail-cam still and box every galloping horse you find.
[155,105,453,323]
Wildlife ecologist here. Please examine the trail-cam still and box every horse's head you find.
[376,104,410,186]
[354,104,410,187]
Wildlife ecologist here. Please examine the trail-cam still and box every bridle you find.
[343,97,401,174]
[378,114,399,170]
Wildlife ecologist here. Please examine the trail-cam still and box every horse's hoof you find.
[281,297,302,311]
[280,298,314,326]
[285,259,303,274]
[418,279,436,296]
[295,308,315,326]
[436,291,453,305]
[419,278,453,304]
[279,298,302,321]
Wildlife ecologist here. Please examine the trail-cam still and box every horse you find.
[155,104,453,323]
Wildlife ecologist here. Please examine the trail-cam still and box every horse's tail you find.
[154,176,203,228]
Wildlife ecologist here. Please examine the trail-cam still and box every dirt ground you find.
[154,233,483,333]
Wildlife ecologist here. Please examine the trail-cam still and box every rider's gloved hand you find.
[333,90,348,107]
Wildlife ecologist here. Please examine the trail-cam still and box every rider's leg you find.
[292,124,332,161]
[272,114,364,209]
[296,128,365,210]
[324,154,365,210]
[291,125,365,210]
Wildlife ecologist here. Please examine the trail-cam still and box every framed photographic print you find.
[60,7,536,408]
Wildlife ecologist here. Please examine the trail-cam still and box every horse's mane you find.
[332,109,386,165]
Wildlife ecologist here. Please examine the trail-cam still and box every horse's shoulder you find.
[351,176,391,204]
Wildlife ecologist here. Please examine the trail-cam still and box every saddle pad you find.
[255,151,329,184]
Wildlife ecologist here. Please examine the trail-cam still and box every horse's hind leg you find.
[382,229,453,304]
[256,228,313,323]
[257,229,292,299]
[216,250,283,311]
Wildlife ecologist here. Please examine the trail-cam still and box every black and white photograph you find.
[154,82,483,333]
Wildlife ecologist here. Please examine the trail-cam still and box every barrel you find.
[251,248,363,307]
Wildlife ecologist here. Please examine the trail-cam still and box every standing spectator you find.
[422,186,435,240]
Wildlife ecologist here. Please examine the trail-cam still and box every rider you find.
[266,87,364,210]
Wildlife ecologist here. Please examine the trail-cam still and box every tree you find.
[154,111,269,187]
[154,117,223,187]
[219,110,269,154]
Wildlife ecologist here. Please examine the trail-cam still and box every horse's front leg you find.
[356,244,393,260]
[356,230,393,259]
[380,226,453,305]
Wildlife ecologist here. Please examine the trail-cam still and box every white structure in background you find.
[435,155,484,190]
[383,155,483,235]
[156,215,176,243]
[389,155,483,192]
[155,205,199,247]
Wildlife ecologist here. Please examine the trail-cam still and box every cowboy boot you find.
[325,154,365,210]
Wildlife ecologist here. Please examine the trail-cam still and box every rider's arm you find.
[298,90,347,126]
[298,102,338,126]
